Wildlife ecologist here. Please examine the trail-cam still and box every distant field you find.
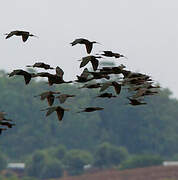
[59,166,178,180]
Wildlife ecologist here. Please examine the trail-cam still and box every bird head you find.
[29,34,39,38]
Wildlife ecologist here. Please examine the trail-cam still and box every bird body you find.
[71,38,99,54]
[101,51,127,59]
[79,55,102,71]
[5,30,38,42]
[56,94,75,104]
[127,97,146,106]
[41,106,69,121]
[97,93,116,98]
[26,62,54,70]
[9,69,33,85]
[78,107,104,113]
[34,91,61,106]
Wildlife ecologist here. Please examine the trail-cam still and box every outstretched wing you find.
[22,34,29,42]
[112,82,121,95]
[80,56,90,68]
[90,59,99,71]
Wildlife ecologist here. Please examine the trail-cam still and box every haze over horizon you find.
[0,0,177,97]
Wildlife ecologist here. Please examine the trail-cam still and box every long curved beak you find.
[32,35,39,38]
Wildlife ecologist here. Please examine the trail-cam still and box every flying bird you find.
[8,69,34,85]
[4,30,38,42]
[100,81,122,95]
[76,68,92,83]
[26,62,54,70]
[101,51,127,59]
[77,107,104,113]
[34,91,61,106]
[41,106,69,121]
[71,38,100,54]
[56,94,75,104]
[97,93,117,98]
[127,97,146,106]
[79,55,102,71]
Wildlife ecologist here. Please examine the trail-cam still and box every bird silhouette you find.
[71,38,100,54]
[26,62,54,70]
[33,72,72,86]
[101,51,127,59]
[34,91,61,106]
[8,69,34,85]
[4,30,38,42]
[77,107,104,113]
[127,97,146,106]
[79,55,102,71]
[41,106,69,121]
[97,93,117,98]
[76,68,92,83]
[80,83,101,89]
[56,94,75,104]
[100,81,121,95]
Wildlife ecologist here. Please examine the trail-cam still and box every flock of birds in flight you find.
[0,30,160,135]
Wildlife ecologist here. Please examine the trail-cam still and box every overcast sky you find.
[0,0,178,97]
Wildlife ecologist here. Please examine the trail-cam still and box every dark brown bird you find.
[76,68,92,83]
[56,94,75,104]
[4,30,38,42]
[99,64,126,75]
[100,81,121,95]
[41,106,69,121]
[33,72,72,86]
[8,69,33,85]
[79,55,102,71]
[88,71,110,80]
[80,83,101,89]
[55,66,64,78]
[101,51,127,59]
[71,38,100,54]
[97,93,117,98]
[34,91,61,106]
[133,88,158,98]
[77,107,104,113]
[26,62,54,70]
[127,97,146,106]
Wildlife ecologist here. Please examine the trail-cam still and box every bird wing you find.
[56,66,64,78]
[90,58,99,71]
[47,95,55,106]
[80,57,90,68]
[70,38,82,46]
[22,34,29,42]
[85,43,92,54]
[57,94,68,104]
[56,107,64,121]
[24,73,32,85]
[80,68,90,78]
[46,107,57,117]
[100,83,111,92]
[112,82,121,95]
[5,31,18,39]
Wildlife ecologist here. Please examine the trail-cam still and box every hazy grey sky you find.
[0,0,178,97]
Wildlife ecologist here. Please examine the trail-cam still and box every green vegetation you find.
[0,70,178,178]
[119,154,163,170]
